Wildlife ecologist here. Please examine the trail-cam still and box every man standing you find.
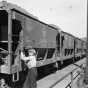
[20,46,37,88]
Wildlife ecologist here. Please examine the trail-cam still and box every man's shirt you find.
[20,52,37,69]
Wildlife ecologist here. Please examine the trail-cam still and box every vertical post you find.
[71,72,73,88]
[60,31,61,59]
[8,10,12,74]
[19,30,23,71]
[86,0,88,84]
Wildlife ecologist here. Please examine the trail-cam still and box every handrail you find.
[48,61,86,88]
[65,73,79,88]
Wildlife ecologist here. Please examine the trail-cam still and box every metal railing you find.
[48,61,86,88]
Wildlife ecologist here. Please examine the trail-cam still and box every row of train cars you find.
[0,1,86,88]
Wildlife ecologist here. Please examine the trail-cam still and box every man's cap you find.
[28,49,36,55]
[25,46,33,50]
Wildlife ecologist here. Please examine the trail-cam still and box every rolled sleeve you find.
[20,52,31,61]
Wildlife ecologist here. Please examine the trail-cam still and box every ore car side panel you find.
[75,38,82,60]
[60,31,74,61]
[13,11,59,67]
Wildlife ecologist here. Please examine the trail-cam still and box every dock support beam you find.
[71,72,73,88]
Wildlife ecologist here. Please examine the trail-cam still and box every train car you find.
[81,40,86,58]
[55,30,75,67]
[0,1,86,88]
[0,1,61,88]
[74,37,82,61]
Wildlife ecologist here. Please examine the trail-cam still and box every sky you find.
[1,0,87,38]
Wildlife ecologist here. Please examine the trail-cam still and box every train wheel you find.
[72,58,74,63]
[45,65,50,74]
[70,58,72,64]
[54,62,58,70]
[67,59,69,64]
[58,61,61,69]
[52,63,58,73]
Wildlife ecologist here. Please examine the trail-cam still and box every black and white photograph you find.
[0,0,87,88]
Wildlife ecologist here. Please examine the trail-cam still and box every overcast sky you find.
[2,0,87,38]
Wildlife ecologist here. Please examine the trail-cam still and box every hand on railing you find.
[77,70,83,76]
[77,66,86,76]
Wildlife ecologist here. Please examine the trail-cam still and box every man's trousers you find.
[23,67,37,88]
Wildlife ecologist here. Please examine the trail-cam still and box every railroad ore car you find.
[81,40,86,58]
[0,1,86,88]
[56,31,75,67]
[74,37,82,61]
[0,1,60,88]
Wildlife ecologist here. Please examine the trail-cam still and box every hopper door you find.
[12,19,22,65]
[56,33,60,57]
[0,10,9,73]
[11,19,22,82]
[0,10,8,52]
